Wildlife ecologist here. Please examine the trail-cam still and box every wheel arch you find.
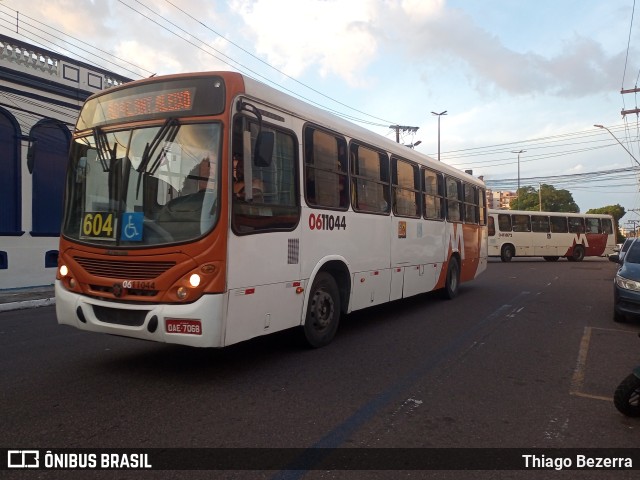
[303,257,351,323]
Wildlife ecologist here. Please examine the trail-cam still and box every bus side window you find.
[392,157,420,218]
[488,216,495,236]
[445,176,462,222]
[350,142,390,214]
[498,214,511,232]
[550,216,568,233]
[586,218,601,234]
[568,217,584,234]
[602,218,613,235]
[231,115,300,234]
[531,215,549,233]
[304,126,348,210]
[462,183,478,224]
[423,169,444,220]
[512,214,530,232]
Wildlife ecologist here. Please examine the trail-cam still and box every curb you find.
[0,297,56,313]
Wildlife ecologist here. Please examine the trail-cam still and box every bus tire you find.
[568,245,585,262]
[442,256,460,300]
[500,245,514,262]
[543,256,560,262]
[301,272,341,348]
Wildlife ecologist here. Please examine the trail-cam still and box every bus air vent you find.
[74,257,176,279]
[92,305,148,327]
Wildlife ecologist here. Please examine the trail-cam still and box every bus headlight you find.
[176,286,188,300]
[59,264,69,277]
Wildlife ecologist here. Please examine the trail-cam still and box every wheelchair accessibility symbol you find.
[121,212,143,241]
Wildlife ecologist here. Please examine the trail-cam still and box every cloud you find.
[382,5,631,98]
[229,0,380,85]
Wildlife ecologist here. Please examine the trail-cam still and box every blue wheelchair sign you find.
[121,212,143,241]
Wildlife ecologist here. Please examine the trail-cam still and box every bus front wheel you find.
[302,272,341,348]
[501,245,515,262]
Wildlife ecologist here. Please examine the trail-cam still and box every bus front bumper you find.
[55,281,226,348]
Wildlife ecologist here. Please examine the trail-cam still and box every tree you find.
[510,184,579,212]
[587,204,627,242]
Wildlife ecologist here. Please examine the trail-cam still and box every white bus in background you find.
[488,209,616,262]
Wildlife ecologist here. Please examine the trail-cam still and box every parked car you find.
[614,238,636,264]
[610,239,640,322]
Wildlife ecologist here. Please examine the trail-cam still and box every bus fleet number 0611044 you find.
[308,213,347,231]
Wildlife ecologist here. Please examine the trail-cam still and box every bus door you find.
[225,109,303,345]
[511,214,533,256]
[531,215,552,256]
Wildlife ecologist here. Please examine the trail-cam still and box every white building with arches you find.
[0,34,130,290]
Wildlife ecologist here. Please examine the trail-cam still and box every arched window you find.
[30,119,71,236]
[0,107,22,235]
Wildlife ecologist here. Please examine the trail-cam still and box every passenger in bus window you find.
[233,154,264,202]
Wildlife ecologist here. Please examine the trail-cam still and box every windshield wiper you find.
[135,118,180,197]
[136,118,180,174]
[94,127,117,172]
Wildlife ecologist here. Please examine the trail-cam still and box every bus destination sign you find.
[96,88,195,123]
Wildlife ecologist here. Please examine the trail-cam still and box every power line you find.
[160,0,395,126]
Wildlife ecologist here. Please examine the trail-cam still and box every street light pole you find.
[594,124,640,167]
[512,150,526,210]
[431,110,447,161]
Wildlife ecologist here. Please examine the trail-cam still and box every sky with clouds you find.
[2,0,640,222]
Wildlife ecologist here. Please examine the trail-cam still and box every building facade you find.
[0,34,130,289]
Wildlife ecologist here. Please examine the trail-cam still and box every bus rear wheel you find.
[567,245,585,262]
[302,272,341,348]
[442,256,460,299]
[500,245,514,262]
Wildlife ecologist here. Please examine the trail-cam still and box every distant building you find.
[485,189,517,210]
[0,34,130,289]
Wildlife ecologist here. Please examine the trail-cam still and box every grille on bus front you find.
[74,257,176,279]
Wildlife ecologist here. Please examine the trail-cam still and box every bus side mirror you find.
[253,131,274,167]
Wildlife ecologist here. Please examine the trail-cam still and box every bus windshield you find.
[61,122,221,247]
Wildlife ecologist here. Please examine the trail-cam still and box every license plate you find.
[165,319,202,335]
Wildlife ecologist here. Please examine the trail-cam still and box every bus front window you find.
[62,122,221,247]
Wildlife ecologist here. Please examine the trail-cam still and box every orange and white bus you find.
[488,209,616,262]
[55,71,487,348]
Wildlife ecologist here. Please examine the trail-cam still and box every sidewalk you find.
[0,285,56,312]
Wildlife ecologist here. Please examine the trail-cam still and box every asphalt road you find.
[2,257,639,479]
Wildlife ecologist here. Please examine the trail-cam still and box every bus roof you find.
[489,208,613,219]
[83,70,484,188]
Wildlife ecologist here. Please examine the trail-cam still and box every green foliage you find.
[509,184,579,212]
[587,204,627,243]
[586,204,626,222]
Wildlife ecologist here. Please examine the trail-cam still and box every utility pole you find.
[538,183,542,211]
[431,110,447,161]
[621,87,640,116]
[512,150,526,210]
[389,125,419,144]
